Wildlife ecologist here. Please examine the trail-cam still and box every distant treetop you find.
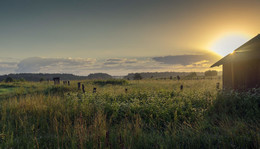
[87,73,112,80]
[204,70,218,77]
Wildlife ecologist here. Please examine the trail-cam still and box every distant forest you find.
[0,71,221,82]
[0,73,112,82]
[124,72,205,80]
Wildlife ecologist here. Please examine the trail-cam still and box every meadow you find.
[0,79,259,148]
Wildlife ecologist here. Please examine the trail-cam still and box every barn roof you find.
[211,34,260,67]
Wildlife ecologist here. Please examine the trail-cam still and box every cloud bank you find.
[152,53,221,65]
[0,52,221,76]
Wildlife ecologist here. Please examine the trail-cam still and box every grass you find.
[0,79,259,148]
[0,84,17,95]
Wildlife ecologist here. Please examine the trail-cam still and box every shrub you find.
[208,88,260,121]
[4,77,14,83]
[133,73,142,80]
[205,70,217,77]
[93,79,128,86]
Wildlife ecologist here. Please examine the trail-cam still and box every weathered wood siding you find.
[223,59,260,90]
[223,62,233,89]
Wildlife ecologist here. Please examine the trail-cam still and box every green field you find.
[0,79,259,148]
[0,84,16,95]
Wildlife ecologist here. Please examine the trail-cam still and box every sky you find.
[0,0,259,76]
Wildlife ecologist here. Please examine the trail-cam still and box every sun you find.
[210,33,250,57]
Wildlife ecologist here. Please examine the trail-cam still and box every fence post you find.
[78,82,81,90]
[82,84,85,93]
[180,85,183,91]
[177,75,180,81]
[93,87,96,93]
[216,82,220,90]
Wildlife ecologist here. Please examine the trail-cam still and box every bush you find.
[18,78,25,82]
[185,72,197,79]
[205,70,217,77]
[133,73,142,80]
[93,79,128,86]
[208,88,260,121]
[4,77,14,83]
[44,86,74,95]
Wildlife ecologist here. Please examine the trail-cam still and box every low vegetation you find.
[0,79,259,148]
[93,79,128,86]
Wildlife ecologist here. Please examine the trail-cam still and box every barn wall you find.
[258,61,260,87]
[232,59,260,90]
[223,62,233,89]
[244,59,260,89]
[233,61,246,90]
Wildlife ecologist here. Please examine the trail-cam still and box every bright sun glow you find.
[210,34,249,56]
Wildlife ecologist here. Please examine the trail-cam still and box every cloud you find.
[103,58,138,66]
[101,58,160,70]
[16,57,96,73]
[152,53,221,66]
[0,52,221,76]
[0,62,17,74]
[0,57,19,74]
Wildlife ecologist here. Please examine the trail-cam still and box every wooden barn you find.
[211,34,260,90]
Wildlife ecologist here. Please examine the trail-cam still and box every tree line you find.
[125,70,219,80]
[0,73,112,82]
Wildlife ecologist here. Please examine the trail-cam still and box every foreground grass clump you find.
[0,80,259,148]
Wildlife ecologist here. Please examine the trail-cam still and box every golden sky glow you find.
[0,0,259,59]
[0,0,259,75]
[209,33,251,56]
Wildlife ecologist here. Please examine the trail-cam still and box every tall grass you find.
[0,80,259,148]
